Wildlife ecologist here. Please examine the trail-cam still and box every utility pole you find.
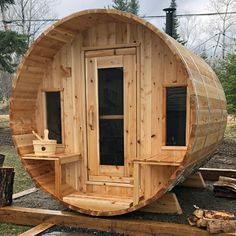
[163,7,176,37]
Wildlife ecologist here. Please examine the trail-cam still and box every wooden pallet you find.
[0,206,234,236]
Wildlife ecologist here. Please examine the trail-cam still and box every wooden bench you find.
[22,153,81,198]
[132,157,182,204]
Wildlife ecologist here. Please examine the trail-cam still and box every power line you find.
[192,33,220,51]
[1,11,236,23]
[143,11,236,18]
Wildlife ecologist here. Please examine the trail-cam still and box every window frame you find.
[162,85,189,149]
[42,88,64,145]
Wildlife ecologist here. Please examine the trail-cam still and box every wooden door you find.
[85,48,137,182]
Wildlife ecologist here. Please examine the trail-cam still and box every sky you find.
[54,0,210,29]
[50,0,236,57]
[55,0,210,20]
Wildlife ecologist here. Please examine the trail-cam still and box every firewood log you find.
[207,219,236,234]
[204,210,235,220]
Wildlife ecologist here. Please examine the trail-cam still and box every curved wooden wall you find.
[10,9,227,216]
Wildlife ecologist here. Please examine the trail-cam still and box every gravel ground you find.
[12,183,236,235]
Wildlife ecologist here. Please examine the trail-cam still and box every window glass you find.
[166,87,186,146]
[45,92,62,143]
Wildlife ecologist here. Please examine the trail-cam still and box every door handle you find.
[89,105,94,130]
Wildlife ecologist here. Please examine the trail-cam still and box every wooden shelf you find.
[22,153,81,198]
[133,160,180,166]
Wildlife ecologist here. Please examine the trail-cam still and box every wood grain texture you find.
[10,9,227,216]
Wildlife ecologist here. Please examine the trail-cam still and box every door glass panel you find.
[98,68,123,116]
[99,119,124,165]
[98,68,124,166]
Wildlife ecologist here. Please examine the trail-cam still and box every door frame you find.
[84,46,138,183]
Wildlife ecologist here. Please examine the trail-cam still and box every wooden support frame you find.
[0,206,233,236]
[181,171,206,188]
[139,192,183,215]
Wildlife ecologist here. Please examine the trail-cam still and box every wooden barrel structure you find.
[10,9,227,216]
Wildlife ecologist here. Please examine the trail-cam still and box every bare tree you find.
[0,0,15,30]
[7,0,58,46]
[208,0,236,58]
[0,71,13,101]
[179,15,203,50]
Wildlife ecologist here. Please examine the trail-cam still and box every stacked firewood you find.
[188,206,236,234]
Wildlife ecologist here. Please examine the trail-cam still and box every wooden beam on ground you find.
[139,192,182,214]
[181,172,206,188]
[199,168,236,181]
[19,222,55,236]
[13,187,38,200]
[0,206,233,236]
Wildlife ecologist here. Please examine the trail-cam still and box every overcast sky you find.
[55,0,209,17]
[52,0,228,54]
[54,0,210,29]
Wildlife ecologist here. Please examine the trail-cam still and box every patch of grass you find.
[0,145,34,193]
[0,102,9,115]
[0,115,9,128]
[225,115,236,142]
[0,146,34,235]
[0,223,31,236]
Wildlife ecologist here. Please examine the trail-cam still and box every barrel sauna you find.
[10,9,227,216]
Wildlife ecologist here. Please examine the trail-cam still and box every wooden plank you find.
[181,172,206,188]
[82,43,139,51]
[13,187,38,200]
[133,162,140,204]
[86,57,99,177]
[123,54,137,177]
[200,168,236,181]
[0,206,230,236]
[55,159,62,198]
[140,192,182,214]
[19,222,55,236]
[97,55,123,68]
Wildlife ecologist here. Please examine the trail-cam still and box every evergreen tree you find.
[112,0,139,15]
[128,0,139,15]
[213,54,236,113]
[112,0,129,11]
[169,0,184,43]
[0,30,27,73]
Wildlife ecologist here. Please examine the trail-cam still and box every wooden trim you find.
[162,85,188,147]
[97,55,123,68]
[99,115,124,120]
[13,187,38,200]
[89,175,133,184]
[161,146,188,151]
[86,181,133,188]
[19,222,55,236]
[82,43,140,52]
[133,160,180,166]
[0,206,230,236]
